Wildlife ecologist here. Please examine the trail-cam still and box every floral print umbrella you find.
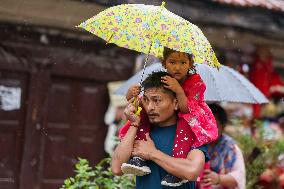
[77,2,220,68]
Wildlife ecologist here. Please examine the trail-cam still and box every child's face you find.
[163,52,193,82]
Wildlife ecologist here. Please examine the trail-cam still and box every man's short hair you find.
[141,71,176,98]
[208,103,228,126]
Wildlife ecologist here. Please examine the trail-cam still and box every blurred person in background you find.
[259,112,284,189]
[104,81,127,155]
[199,104,246,189]
[249,45,274,119]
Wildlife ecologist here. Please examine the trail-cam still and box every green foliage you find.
[61,157,135,189]
[238,133,266,189]
[263,140,284,166]
[234,120,284,189]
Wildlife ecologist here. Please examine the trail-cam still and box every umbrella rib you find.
[206,66,223,101]
[106,33,114,44]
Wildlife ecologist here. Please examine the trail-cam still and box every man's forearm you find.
[111,126,138,175]
[150,149,205,181]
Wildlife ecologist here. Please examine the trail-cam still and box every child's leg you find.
[121,110,151,176]
[172,117,196,158]
[135,110,151,140]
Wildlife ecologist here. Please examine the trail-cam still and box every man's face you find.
[142,87,178,126]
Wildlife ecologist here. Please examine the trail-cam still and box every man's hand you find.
[132,134,157,160]
[201,169,220,186]
[124,98,141,125]
[126,84,141,101]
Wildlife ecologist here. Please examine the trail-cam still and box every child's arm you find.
[126,84,141,101]
[175,88,189,113]
[161,76,189,113]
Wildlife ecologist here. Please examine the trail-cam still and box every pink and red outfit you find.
[119,73,218,159]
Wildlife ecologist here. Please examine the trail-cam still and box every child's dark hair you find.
[208,103,228,126]
[142,71,176,98]
[163,47,194,63]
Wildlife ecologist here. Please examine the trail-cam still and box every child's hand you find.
[161,76,183,94]
[124,98,141,125]
[126,84,141,101]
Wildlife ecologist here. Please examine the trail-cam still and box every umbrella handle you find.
[135,106,142,116]
[133,97,142,116]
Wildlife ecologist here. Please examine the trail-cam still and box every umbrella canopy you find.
[77,2,220,68]
[114,63,268,104]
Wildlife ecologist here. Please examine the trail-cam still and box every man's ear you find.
[174,98,178,110]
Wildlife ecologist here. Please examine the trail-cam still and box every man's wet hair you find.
[208,103,228,126]
[141,71,176,98]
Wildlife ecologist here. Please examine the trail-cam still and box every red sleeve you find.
[118,109,150,140]
[183,77,206,116]
[118,120,131,140]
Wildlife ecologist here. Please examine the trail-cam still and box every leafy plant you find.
[234,120,284,189]
[237,133,266,189]
[61,157,135,189]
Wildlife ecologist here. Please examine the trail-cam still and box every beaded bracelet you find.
[130,122,139,128]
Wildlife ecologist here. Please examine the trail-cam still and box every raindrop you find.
[242,64,249,73]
